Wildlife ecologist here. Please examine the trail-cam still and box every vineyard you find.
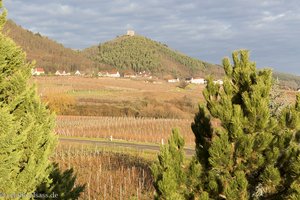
[54,142,154,199]
[56,115,195,146]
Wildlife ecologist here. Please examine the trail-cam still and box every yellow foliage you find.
[44,93,76,114]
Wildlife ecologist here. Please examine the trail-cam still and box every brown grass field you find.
[34,76,297,117]
[33,76,205,101]
[33,76,206,118]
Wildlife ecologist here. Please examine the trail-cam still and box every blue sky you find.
[5,0,300,75]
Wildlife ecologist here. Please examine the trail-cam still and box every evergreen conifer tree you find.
[192,50,300,199]
[0,1,57,198]
[153,50,300,199]
[151,128,187,199]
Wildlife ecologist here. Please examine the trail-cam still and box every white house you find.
[61,71,71,76]
[75,70,81,76]
[55,70,61,76]
[98,69,120,78]
[190,78,206,84]
[108,71,120,78]
[32,68,45,76]
[213,79,224,85]
[55,70,70,76]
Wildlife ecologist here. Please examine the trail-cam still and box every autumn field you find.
[34,76,297,117]
[33,76,205,118]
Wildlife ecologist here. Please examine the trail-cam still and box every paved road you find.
[59,137,195,156]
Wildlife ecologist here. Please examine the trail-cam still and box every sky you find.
[5,0,300,75]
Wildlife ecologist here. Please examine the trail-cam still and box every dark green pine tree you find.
[153,50,299,199]
[151,128,187,199]
[0,1,57,198]
[192,50,300,199]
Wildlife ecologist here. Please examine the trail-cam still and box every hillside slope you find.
[4,20,104,73]
[84,35,223,78]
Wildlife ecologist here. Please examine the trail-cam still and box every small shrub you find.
[177,80,189,89]
[43,93,76,114]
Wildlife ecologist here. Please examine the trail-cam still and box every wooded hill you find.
[83,35,223,78]
[4,20,105,73]
[5,20,222,78]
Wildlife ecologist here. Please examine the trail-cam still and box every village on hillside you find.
[31,67,225,85]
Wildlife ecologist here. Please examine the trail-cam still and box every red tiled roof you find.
[35,68,45,72]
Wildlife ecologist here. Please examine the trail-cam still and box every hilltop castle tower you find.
[126,30,135,36]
